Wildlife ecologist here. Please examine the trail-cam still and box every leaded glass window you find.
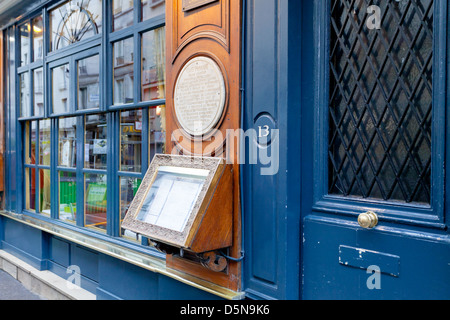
[328,0,433,204]
[49,0,102,52]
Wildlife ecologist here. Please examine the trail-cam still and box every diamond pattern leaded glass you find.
[328,0,433,204]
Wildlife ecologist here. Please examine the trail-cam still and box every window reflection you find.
[113,0,134,32]
[113,37,134,105]
[32,16,44,61]
[141,27,165,101]
[39,119,51,166]
[59,171,77,224]
[20,23,30,66]
[25,121,37,165]
[26,168,36,212]
[120,177,142,240]
[33,68,44,117]
[52,64,70,114]
[78,55,100,110]
[142,0,165,21]
[20,72,30,118]
[120,110,143,172]
[85,173,107,231]
[85,114,107,170]
[150,105,166,159]
[50,0,102,51]
[40,169,51,215]
[59,117,77,168]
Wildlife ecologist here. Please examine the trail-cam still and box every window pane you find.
[113,37,134,105]
[33,68,44,117]
[113,0,134,32]
[59,117,77,167]
[52,64,70,114]
[32,16,44,61]
[20,72,30,118]
[49,0,102,51]
[141,27,166,101]
[328,0,433,204]
[85,173,107,231]
[39,169,51,215]
[59,171,77,224]
[150,105,166,159]
[25,168,36,212]
[120,110,142,172]
[142,0,165,21]
[85,114,107,170]
[39,119,51,166]
[25,121,37,165]
[20,23,30,66]
[78,55,100,110]
[120,177,142,240]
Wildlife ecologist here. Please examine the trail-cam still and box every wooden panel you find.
[171,0,230,61]
[189,164,233,253]
[165,0,241,291]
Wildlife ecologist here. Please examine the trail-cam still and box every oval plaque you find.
[174,56,226,136]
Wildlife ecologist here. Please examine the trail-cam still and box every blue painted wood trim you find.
[243,0,302,300]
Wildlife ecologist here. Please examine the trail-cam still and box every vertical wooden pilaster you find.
[165,0,242,291]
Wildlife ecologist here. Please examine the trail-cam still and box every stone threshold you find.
[0,250,96,300]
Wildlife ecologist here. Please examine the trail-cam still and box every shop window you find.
[149,105,166,158]
[142,0,165,21]
[49,0,102,52]
[26,168,37,212]
[58,117,77,225]
[77,55,100,110]
[85,114,108,170]
[32,16,44,61]
[39,169,51,214]
[113,37,134,105]
[120,109,143,172]
[20,72,31,118]
[13,0,166,246]
[141,27,166,101]
[24,121,37,212]
[113,0,134,32]
[39,120,51,166]
[85,173,107,231]
[120,177,142,239]
[59,171,77,224]
[59,117,77,168]
[24,120,51,216]
[328,0,433,204]
[20,23,30,67]
[33,68,44,117]
[52,64,71,114]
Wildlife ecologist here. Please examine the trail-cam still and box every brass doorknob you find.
[358,211,378,229]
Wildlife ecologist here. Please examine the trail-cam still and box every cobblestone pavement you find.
[0,269,42,300]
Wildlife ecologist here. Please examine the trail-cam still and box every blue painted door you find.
[300,0,450,300]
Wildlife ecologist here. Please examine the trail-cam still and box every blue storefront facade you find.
[0,0,449,300]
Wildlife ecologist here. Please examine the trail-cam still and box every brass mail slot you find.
[182,0,218,12]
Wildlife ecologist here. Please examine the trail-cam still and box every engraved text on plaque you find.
[174,56,226,136]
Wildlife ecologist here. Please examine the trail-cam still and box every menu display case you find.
[121,154,233,257]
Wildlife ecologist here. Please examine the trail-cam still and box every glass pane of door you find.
[328,0,433,204]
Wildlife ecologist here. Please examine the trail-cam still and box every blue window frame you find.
[9,0,167,249]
